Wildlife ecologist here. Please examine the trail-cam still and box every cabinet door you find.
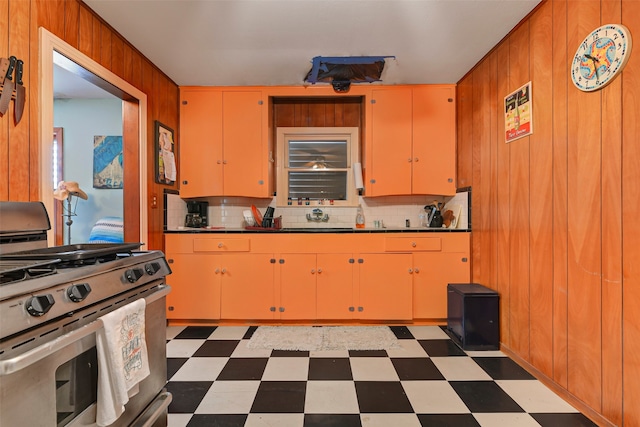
[222,91,267,197]
[357,253,413,320]
[165,253,221,320]
[278,254,317,319]
[412,86,456,195]
[413,252,470,319]
[317,253,355,319]
[369,88,413,196]
[179,89,223,197]
[220,253,275,319]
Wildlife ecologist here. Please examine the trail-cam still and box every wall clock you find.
[571,24,632,92]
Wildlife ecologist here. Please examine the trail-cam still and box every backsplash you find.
[166,191,470,231]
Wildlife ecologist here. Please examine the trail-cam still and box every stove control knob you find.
[145,262,161,275]
[26,294,55,317]
[125,268,144,283]
[68,283,92,302]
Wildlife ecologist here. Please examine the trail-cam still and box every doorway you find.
[39,29,148,246]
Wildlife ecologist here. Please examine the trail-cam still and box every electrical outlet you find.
[151,193,158,209]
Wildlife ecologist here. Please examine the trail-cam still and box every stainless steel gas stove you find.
[0,201,172,427]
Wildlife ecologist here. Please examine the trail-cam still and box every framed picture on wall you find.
[155,121,176,185]
[504,81,533,143]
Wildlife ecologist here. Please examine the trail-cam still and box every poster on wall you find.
[155,121,176,185]
[504,81,532,143]
[93,135,123,189]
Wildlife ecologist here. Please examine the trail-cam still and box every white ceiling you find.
[82,0,541,88]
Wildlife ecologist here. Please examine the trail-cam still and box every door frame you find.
[39,29,148,246]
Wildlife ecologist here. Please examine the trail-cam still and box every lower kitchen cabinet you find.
[316,253,356,319]
[220,253,275,319]
[357,253,413,320]
[277,254,317,319]
[413,252,470,319]
[166,253,221,320]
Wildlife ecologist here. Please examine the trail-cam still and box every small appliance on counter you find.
[185,201,208,228]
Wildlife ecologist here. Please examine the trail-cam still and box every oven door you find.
[0,282,171,427]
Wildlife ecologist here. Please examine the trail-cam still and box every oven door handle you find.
[0,285,171,376]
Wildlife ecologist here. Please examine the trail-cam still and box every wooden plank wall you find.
[457,0,639,425]
[0,0,178,250]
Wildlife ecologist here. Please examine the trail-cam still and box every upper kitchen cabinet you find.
[412,86,456,195]
[366,85,456,197]
[179,88,270,198]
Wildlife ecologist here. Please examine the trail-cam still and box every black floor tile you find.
[166,381,213,413]
[355,381,414,413]
[417,413,481,426]
[531,413,598,427]
[304,414,362,427]
[391,358,445,380]
[389,326,415,339]
[348,350,388,357]
[175,326,217,339]
[472,357,536,380]
[419,339,467,357]
[308,358,353,380]
[242,326,258,339]
[450,381,524,413]
[167,357,188,380]
[192,340,240,357]
[271,349,310,357]
[216,358,268,380]
[250,381,307,413]
[186,414,247,427]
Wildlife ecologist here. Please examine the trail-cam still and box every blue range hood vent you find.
[304,56,395,92]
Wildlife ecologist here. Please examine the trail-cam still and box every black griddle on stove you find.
[0,243,142,262]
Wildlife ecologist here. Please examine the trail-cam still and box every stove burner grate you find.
[0,260,61,285]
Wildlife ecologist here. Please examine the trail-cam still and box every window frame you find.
[276,127,360,207]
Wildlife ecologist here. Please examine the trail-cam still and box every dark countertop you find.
[165,227,471,234]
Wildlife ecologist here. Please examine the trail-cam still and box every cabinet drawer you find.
[193,238,250,252]
[384,237,441,252]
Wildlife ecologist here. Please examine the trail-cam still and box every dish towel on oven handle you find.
[96,299,150,426]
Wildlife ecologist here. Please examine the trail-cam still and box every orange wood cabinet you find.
[165,253,221,320]
[179,88,269,198]
[356,253,414,320]
[316,253,357,319]
[367,85,456,196]
[219,253,275,320]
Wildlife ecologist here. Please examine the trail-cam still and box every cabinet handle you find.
[223,160,228,165]
[408,158,412,162]
[311,269,315,274]
[218,243,224,248]
[317,268,322,274]
[217,160,222,164]
[167,259,174,264]
[181,180,188,185]
[448,178,453,182]
[414,157,419,162]
[414,267,420,273]
[221,268,226,274]
[215,268,220,274]
[408,268,413,274]
[411,242,417,247]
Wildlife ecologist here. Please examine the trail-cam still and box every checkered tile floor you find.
[165,325,596,427]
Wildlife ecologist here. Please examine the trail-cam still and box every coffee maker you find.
[185,201,208,228]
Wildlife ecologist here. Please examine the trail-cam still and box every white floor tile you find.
[496,380,578,413]
[386,339,429,358]
[230,340,273,358]
[166,325,186,340]
[402,381,471,413]
[361,413,422,427]
[474,412,541,427]
[166,339,205,358]
[305,381,359,413]
[195,380,260,414]
[261,357,309,381]
[245,414,304,427]
[407,325,450,340]
[208,326,250,340]
[430,356,493,381]
[170,357,228,381]
[167,413,191,427]
[350,357,399,381]
[309,349,350,358]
